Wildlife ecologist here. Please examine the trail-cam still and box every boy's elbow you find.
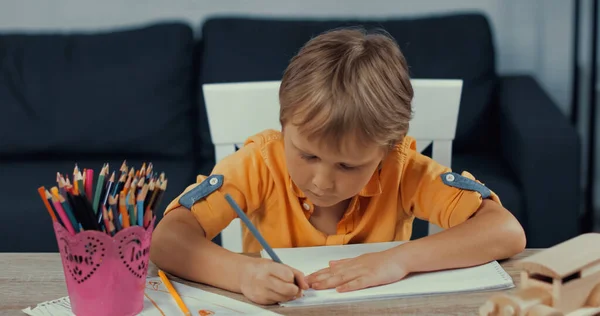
[149,207,206,273]
[506,220,527,256]
[149,209,187,267]
[498,210,527,258]
[479,200,527,259]
[149,218,172,269]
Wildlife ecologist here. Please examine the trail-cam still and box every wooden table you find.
[0,250,538,316]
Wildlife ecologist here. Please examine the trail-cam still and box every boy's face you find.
[283,124,386,208]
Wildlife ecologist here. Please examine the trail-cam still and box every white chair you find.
[202,79,463,252]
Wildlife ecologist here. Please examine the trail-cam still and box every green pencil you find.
[92,163,108,214]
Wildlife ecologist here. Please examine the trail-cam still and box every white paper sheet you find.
[142,277,280,315]
[23,277,281,316]
[261,241,515,307]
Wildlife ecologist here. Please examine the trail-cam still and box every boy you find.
[150,27,526,305]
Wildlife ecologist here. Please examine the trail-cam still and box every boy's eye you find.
[339,164,356,171]
[300,153,317,161]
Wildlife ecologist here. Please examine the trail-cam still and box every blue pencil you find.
[224,194,283,263]
[137,200,144,226]
[225,194,300,287]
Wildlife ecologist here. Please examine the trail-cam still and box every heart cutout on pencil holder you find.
[54,226,108,284]
[116,219,154,279]
[52,217,156,316]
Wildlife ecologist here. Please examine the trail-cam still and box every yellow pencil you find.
[158,270,191,316]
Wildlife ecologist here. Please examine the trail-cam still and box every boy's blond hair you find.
[279,27,413,150]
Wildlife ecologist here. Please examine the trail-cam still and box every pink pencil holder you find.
[53,218,155,316]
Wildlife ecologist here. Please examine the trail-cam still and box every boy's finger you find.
[266,276,300,298]
[337,277,369,292]
[311,268,365,290]
[329,258,351,266]
[269,263,296,283]
[292,268,309,290]
[305,267,330,283]
[265,288,293,304]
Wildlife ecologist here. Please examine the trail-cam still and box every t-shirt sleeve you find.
[399,139,501,229]
[163,140,271,240]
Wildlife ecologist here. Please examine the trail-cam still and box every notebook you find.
[261,241,514,307]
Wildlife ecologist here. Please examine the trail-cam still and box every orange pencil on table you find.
[158,270,191,316]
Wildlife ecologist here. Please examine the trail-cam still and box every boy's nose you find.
[311,174,334,193]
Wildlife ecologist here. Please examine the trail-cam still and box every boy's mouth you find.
[308,190,324,198]
[310,191,322,197]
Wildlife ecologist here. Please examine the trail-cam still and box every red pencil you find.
[49,193,76,235]
[85,169,94,200]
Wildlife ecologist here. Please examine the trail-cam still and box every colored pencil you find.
[113,172,127,197]
[137,184,148,226]
[119,192,130,229]
[49,193,76,235]
[37,187,57,222]
[102,171,115,207]
[225,193,302,291]
[127,190,136,227]
[51,187,80,233]
[38,161,167,235]
[224,193,282,262]
[158,270,191,316]
[74,165,85,197]
[45,189,63,227]
[85,168,94,200]
[140,163,146,177]
[146,163,153,179]
[144,179,155,207]
[101,205,113,236]
[92,163,108,214]
[107,195,121,230]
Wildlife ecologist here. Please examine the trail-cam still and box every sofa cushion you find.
[0,158,197,252]
[200,13,497,151]
[0,23,195,158]
[452,153,525,225]
[412,153,525,240]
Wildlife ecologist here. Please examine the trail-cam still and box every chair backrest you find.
[202,79,463,252]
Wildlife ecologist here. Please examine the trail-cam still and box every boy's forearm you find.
[389,199,526,274]
[150,208,254,294]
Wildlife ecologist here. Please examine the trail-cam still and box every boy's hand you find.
[305,250,409,292]
[239,258,309,305]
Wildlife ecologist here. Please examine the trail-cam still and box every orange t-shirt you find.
[164,129,500,252]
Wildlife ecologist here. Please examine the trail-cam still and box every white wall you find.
[0,0,575,114]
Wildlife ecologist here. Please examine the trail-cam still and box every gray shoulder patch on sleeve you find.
[441,172,491,199]
[179,174,224,209]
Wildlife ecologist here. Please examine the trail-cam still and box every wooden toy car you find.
[479,233,600,316]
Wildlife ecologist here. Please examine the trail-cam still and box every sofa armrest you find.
[498,75,581,247]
